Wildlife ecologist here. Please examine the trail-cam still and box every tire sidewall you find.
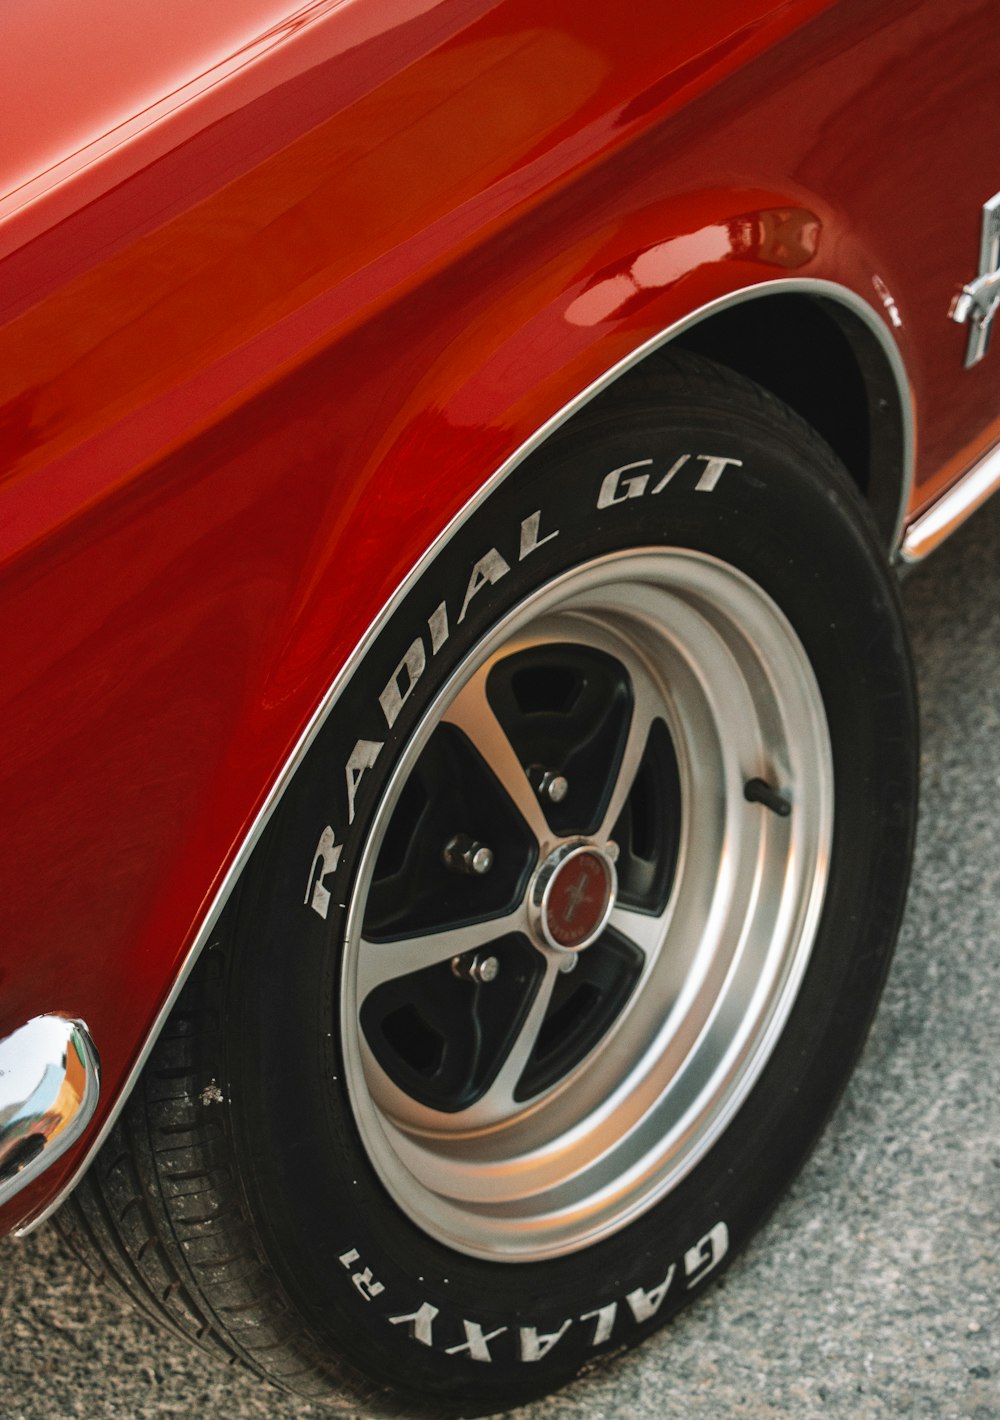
[226,381,917,1413]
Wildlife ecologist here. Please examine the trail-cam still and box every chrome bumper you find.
[0,1016,100,1209]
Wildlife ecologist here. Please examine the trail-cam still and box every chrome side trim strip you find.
[0,1016,100,1208]
[901,440,1000,562]
[21,275,911,1232]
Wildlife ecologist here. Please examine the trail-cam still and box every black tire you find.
[62,352,918,1417]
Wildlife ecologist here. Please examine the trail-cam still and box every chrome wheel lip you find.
[341,548,834,1262]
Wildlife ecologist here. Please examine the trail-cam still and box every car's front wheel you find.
[62,352,917,1417]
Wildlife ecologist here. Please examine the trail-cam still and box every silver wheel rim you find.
[342,549,833,1261]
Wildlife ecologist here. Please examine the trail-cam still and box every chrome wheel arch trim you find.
[21,274,912,1232]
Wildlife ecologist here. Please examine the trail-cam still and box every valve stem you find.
[744,778,792,817]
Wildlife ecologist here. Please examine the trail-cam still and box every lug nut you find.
[605,840,620,863]
[443,834,494,875]
[529,767,569,804]
[452,953,500,984]
[545,774,569,804]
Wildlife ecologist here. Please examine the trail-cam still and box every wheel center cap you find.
[533,842,617,953]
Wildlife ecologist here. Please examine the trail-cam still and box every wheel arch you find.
[669,290,911,550]
[18,278,912,1235]
[549,282,913,554]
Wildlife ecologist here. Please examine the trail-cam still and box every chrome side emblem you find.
[950,192,1000,367]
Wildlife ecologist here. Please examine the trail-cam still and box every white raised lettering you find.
[519,1319,572,1361]
[346,739,383,824]
[597,460,652,509]
[518,510,559,560]
[305,826,342,919]
[389,1301,439,1347]
[684,1221,729,1288]
[351,1267,384,1301]
[694,454,742,491]
[580,1302,617,1346]
[458,548,510,622]
[427,600,450,656]
[625,1264,676,1322]
[650,454,691,494]
[379,637,426,728]
[445,1320,507,1362]
[337,1247,384,1302]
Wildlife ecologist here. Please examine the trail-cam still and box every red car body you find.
[1,0,998,1236]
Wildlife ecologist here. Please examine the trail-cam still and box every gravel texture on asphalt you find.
[1,494,997,1420]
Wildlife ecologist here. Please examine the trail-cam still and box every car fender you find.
[3,0,998,1231]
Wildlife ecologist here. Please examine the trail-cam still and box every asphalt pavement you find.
[1,493,997,1420]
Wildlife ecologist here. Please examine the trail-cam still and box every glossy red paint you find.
[1,0,998,1231]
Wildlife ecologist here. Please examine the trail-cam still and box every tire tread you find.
[56,935,370,1411]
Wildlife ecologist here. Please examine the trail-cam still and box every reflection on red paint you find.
[566,207,820,326]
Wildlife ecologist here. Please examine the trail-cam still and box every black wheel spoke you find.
[485,643,634,838]
[363,721,536,941]
[611,716,682,916]
[359,931,544,1112]
[442,670,552,847]
[514,928,644,1101]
